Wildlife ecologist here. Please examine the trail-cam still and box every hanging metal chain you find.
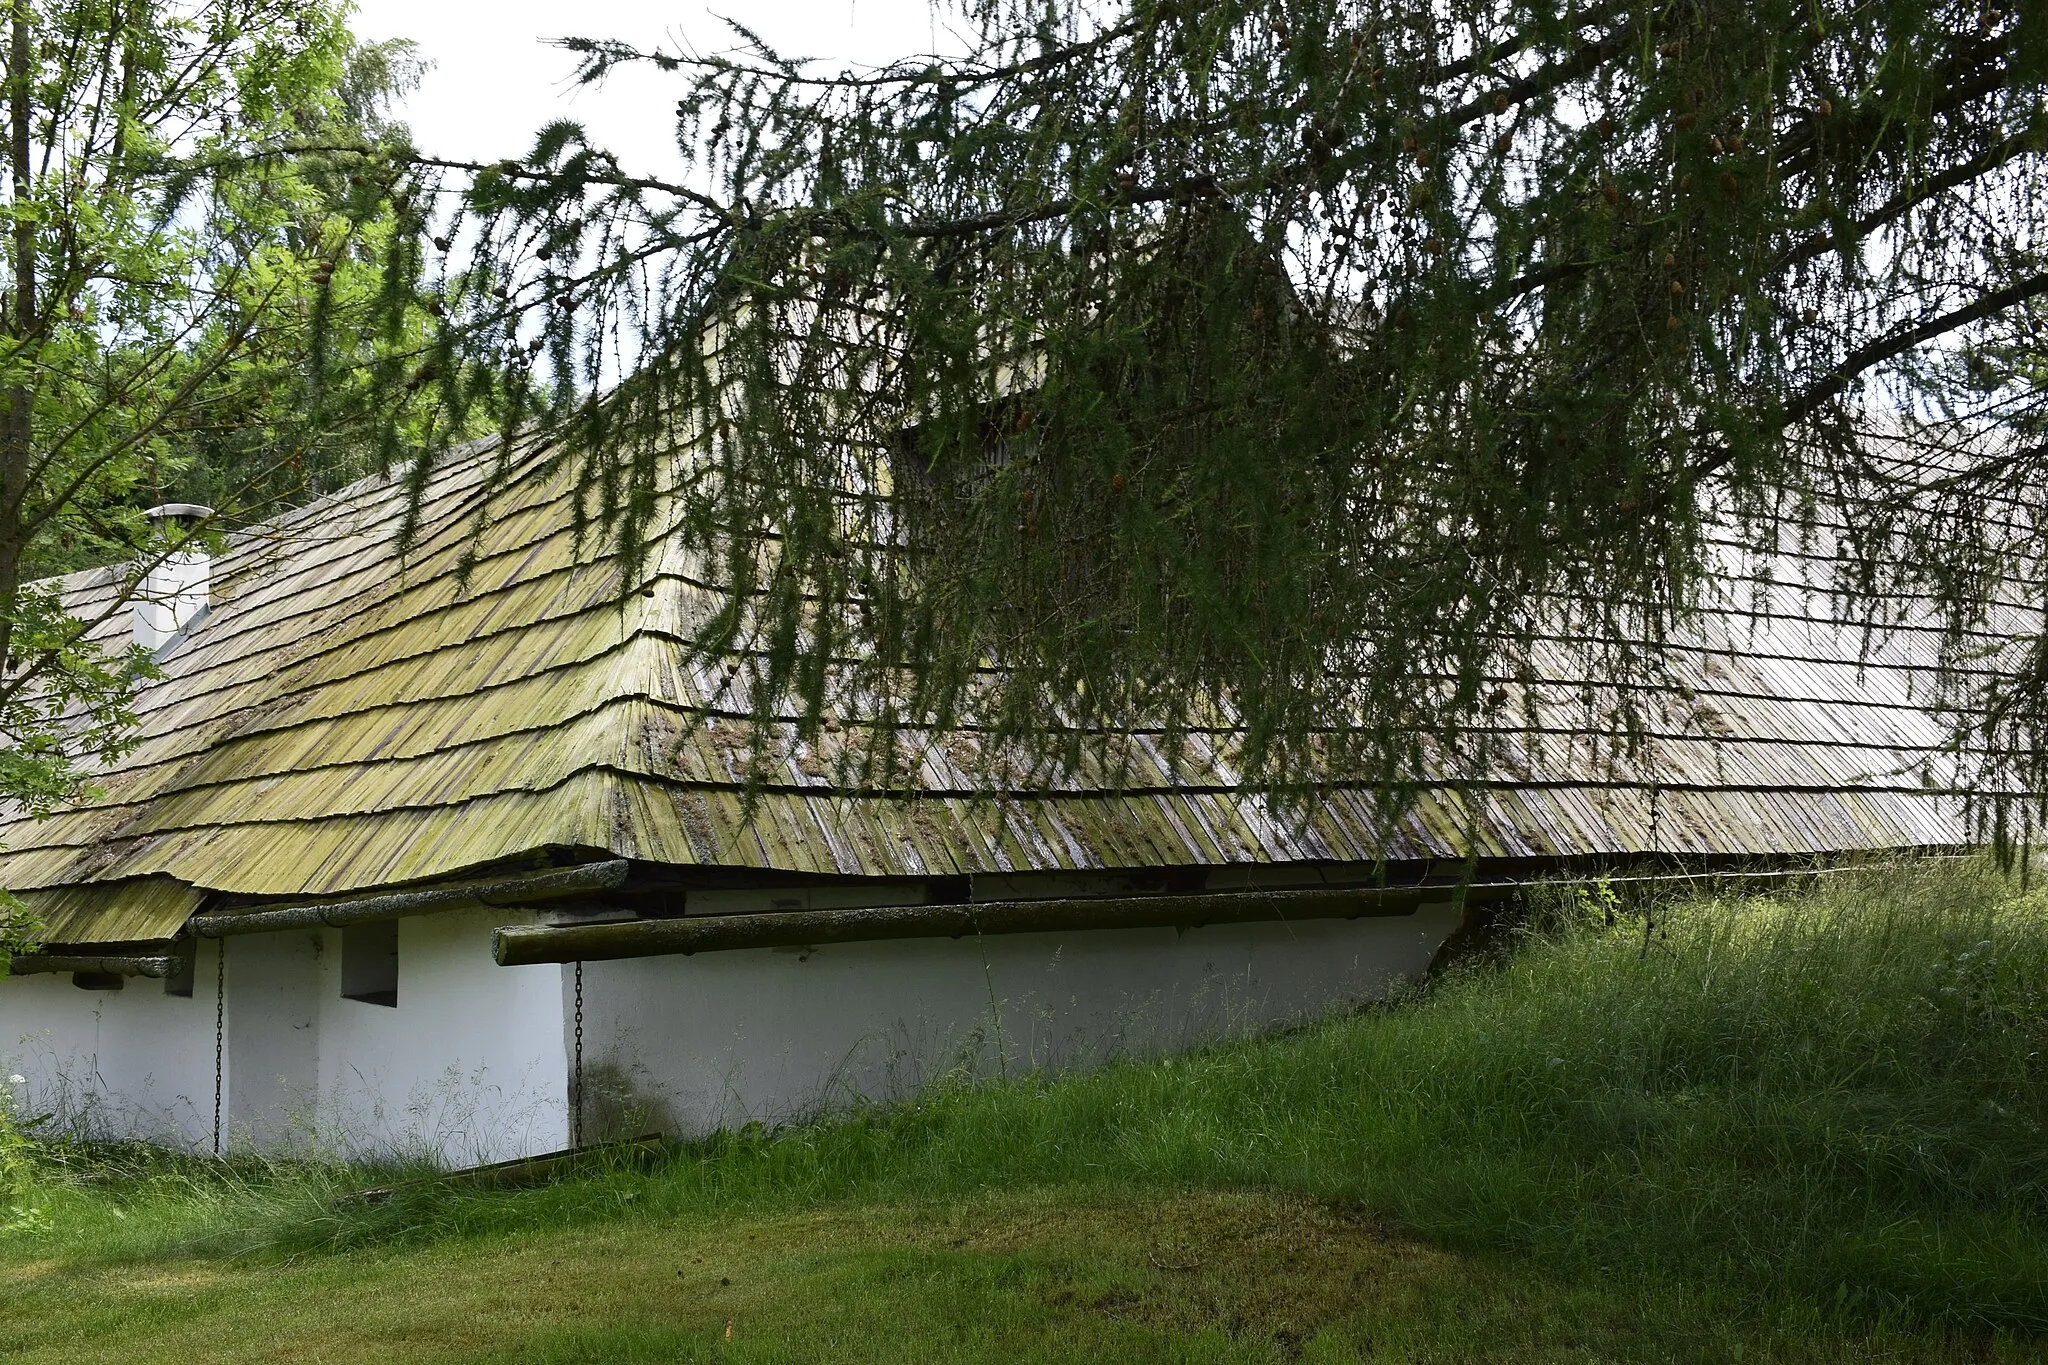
[1643,786,1662,959]
[212,938,226,1158]
[572,959,584,1149]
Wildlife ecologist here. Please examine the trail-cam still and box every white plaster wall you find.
[2,913,566,1164]
[225,930,321,1150]
[575,905,1462,1137]
[310,908,568,1165]
[0,940,222,1149]
[3,903,1459,1163]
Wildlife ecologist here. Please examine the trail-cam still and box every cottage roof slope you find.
[0,436,1995,944]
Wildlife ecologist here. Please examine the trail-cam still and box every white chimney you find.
[134,503,214,652]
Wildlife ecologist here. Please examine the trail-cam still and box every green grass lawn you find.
[4,860,2047,1362]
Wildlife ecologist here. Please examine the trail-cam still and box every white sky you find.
[346,1,967,177]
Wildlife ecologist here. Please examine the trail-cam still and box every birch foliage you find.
[0,2,435,812]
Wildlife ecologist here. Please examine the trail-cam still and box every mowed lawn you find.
[0,1191,1804,1363]
[5,861,2047,1363]
[8,1188,2025,1364]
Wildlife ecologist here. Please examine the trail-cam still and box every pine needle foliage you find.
[357,1,2046,807]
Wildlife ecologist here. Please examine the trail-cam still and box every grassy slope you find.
[3,861,2046,1362]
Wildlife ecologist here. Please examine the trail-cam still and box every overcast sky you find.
[346,1,967,176]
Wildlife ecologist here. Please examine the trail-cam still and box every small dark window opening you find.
[72,971,124,991]
[926,875,972,905]
[342,919,399,1007]
[164,948,196,998]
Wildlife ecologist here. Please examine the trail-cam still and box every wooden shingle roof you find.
[0,438,1978,944]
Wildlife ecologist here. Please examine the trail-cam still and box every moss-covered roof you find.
[0,438,1976,943]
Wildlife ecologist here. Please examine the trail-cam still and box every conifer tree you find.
[213,3,2048,814]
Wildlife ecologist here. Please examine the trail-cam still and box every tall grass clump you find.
[0,1075,45,1234]
[0,1139,443,1265]
[1313,859,2048,1323]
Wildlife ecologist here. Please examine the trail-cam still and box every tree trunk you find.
[0,0,33,672]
